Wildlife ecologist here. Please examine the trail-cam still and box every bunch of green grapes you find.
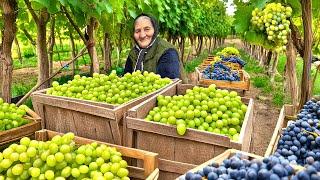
[47,70,171,105]
[144,84,248,141]
[251,3,292,52]
[218,47,240,57]
[0,133,129,179]
[0,98,29,131]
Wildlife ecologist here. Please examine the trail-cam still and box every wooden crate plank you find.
[159,159,196,174]
[127,117,231,147]
[136,131,175,160]
[174,138,216,165]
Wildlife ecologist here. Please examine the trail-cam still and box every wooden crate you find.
[264,105,296,157]
[124,83,254,180]
[31,79,181,145]
[176,149,263,179]
[0,107,41,145]
[35,130,159,180]
[196,68,250,92]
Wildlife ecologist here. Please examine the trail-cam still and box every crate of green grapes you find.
[0,98,41,145]
[0,129,159,179]
[31,71,180,146]
[124,83,254,179]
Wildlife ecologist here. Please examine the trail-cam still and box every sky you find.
[226,0,236,16]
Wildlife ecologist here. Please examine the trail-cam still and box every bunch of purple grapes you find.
[202,62,240,81]
[274,98,320,166]
[179,153,297,180]
[221,56,246,67]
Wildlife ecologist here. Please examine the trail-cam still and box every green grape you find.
[11,164,23,176]
[44,170,55,180]
[26,147,37,158]
[75,154,86,165]
[116,168,129,178]
[54,152,64,162]
[104,172,114,180]
[19,152,29,163]
[59,145,71,154]
[71,168,80,178]
[9,152,19,162]
[61,166,71,177]
[20,137,31,146]
[46,155,56,167]
[30,167,41,178]
[79,165,89,174]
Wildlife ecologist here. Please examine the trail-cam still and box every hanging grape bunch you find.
[251,3,292,52]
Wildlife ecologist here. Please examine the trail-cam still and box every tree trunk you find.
[209,37,213,53]
[103,32,112,73]
[299,0,313,108]
[36,10,50,89]
[69,30,76,76]
[285,33,299,109]
[0,0,17,103]
[270,53,279,82]
[87,17,99,74]
[179,37,185,63]
[197,36,203,55]
[48,16,55,75]
[14,37,22,63]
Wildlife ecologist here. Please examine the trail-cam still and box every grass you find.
[184,51,209,73]
[277,55,320,95]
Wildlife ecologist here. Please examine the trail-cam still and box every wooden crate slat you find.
[159,159,197,174]
[32,94,116,119]
[127,117,231,147]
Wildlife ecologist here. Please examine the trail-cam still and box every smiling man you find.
[124,13,180,79]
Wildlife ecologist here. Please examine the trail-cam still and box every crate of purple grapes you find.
[31,71,181,146]
[177,149,307,180]
[196,67,250,92]
[124,83,254,180]
[265,98,320,167]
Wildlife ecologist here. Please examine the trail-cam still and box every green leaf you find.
[251,0,269,9]
[104,1,113,13]
[31,0,59,14]
[244,30,273,49]
[234,5,254,34]
[128,9,137,18]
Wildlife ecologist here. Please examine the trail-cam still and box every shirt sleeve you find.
[124,57,133,74]
[156,49,180,79]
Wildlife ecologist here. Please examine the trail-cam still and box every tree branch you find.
[289,20,304,57]
[61,6,86,43]
[21,28,36,46]
[23,0,39,23]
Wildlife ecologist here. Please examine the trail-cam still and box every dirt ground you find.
[5,39,280,156]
